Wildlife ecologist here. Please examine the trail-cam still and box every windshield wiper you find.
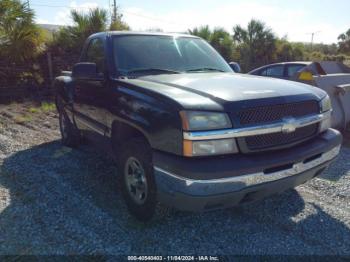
[126,68,181,76]
[186,67,225,73]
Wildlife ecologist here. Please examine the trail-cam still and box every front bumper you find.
[153,129,342,211]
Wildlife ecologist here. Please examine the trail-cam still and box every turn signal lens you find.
[183,140,193,157]
[183,138,238,157]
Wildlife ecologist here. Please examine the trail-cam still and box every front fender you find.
[106,85,184,155]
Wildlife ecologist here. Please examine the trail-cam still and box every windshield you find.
[112,35,232,76]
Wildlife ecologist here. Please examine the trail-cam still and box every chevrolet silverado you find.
[55,32,342,221]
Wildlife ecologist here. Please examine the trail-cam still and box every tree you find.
[110,20,130,31]
[109,6,130,31]
[275,39,304,62]
[144,28,163,32]
[233,19,276,71]
[52,8,108,54]
[338,29,350,54]
[210,28,234,61]
[188,26,234,61]
[188,25,211,41]
[0,0,44,64]
[290,43,304,61]
[302,42,338,56]
[52,7,130,54]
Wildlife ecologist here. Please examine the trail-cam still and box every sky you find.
[31,0,350,44]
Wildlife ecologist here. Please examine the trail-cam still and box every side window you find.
[85,38,105,73]
[258,68,267,76]
[261,65,284,77]
[286,64,305,77]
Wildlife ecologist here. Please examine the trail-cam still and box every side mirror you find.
[72,62,103,80]
[229,62,241,73]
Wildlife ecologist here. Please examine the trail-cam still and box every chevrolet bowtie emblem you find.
[281,117,297,134]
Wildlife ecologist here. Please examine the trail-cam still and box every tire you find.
[58,109,80,147]
[118,137,169,222]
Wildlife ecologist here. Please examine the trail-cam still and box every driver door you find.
[74,37,108,139]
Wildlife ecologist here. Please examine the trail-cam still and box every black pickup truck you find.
[55,32,342,221]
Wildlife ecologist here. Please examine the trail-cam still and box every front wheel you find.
[118,137,168,222]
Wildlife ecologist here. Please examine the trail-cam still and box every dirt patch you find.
[0,101,58,132]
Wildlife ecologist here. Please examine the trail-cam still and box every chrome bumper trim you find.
[183,111,331,141]
[154,145,340,191]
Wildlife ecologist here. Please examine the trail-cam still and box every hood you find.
[120,72,326,111]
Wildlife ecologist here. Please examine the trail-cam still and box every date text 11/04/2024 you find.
[127,255,220,261]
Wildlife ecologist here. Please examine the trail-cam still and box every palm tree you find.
[338,29,350,54]
[53,8,108,53]
[188,25,211,41]
[53,7,131,54]
[188,26,234,61]
[233,19,276,71]
[210,28,234,61]
[0,0,43,64]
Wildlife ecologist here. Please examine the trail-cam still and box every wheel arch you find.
[111,120,151,151]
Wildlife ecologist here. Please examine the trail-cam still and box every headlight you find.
[183,138,238,157]
[319,95,332,132]
[180,111,232,131]
[320,95,332,113]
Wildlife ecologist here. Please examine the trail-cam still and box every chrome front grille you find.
[236,100,320,152]
[244,124,318,150]
[238,101,319,125]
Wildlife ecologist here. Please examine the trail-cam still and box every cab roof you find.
[90,31,200,39]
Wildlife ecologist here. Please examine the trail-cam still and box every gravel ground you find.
[0,102,349,256]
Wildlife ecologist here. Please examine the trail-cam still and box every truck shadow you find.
[318,144,350,181]
[0,141,349,254]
